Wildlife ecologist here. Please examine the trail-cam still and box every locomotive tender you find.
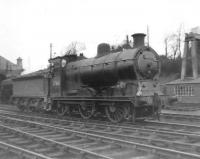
[11,33,161,123]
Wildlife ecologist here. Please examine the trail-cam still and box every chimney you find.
[131,33,146,47]
[97,43,110,57]
[17,57,23,69]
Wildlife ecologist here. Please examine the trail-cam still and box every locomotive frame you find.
[11,33,162,123]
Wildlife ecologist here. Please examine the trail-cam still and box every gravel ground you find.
[0,149,22,159]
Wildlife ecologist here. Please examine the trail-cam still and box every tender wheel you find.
[105,104,124,123]
[17,105,25,111]
[79,103,95,119]
[57,103,69,116]
[17,98,26,111]
[28,106,35,112]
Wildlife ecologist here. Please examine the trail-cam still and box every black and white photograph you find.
[0,0,199,158]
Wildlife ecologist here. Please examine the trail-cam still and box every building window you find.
[174,85,194,96]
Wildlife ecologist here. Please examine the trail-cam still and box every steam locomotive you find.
[10,33,161,123]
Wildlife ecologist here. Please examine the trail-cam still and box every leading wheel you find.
[105,104,124,123]
[57,103,69,116]
[79,103,95,119]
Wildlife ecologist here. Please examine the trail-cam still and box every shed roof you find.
[166,76,200,85]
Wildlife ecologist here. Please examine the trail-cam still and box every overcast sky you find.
[0,0,199,73]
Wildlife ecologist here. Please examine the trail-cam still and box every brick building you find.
[0,56,23,81]
[166,77,200,103]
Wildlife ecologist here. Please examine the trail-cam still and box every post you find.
[50,43,52,59]
[181,38,189,80]
[191,39,198,79]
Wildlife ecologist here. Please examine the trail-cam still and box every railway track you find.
[164,105,200,111]
[0,111,199,158]
[0,115,166,159]
[1,104,200,125]
[0,120,113,159]
[161,113,200,123]
[0,141,53,159]
[1,109,200,134]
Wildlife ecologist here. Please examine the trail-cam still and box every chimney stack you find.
[131,33,146,47]
[191,39,198,79]
[181,32,200,80]
[181,34,189,80]
[17,57,23,69]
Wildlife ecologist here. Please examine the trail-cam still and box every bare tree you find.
[164,25,184,59]
[61,41,86,56]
